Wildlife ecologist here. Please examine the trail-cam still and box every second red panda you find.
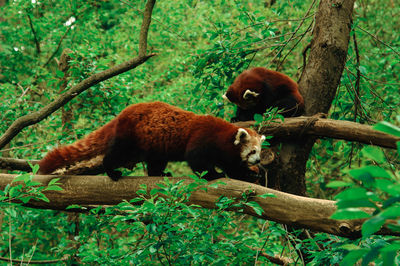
[38,102,265,183]
[223,67,304,122]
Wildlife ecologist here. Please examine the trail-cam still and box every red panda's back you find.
[114,102,197,157]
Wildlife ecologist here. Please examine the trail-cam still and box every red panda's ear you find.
[243,89,260,101]
[222,93,231,102]
[223,89,234,102]
[234,128,250,145]
[261,135,266,142]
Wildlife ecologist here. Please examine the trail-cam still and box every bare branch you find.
[43,25,72,67]
[139,0,156,56]
[0,174,398,238]
[26,12,40,55]
[236,117,400,149]
[0,0,157,150]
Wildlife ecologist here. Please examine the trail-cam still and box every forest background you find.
[0,0,399,265]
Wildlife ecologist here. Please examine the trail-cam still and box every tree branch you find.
[0,0,157,150]
[237,117,399,149]
[26,12,40,55]
[0,174,398,239]
[139,0,156,57]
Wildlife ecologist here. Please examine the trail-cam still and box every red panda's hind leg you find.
[274,94,304,117]
[146,160,170,176]
[103,137,139,181]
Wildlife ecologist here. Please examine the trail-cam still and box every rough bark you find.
[271,0,356,195]
[236,117,399,149]
[0,174,398,239]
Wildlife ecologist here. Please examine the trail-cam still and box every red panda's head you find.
[234,128,265,166]
[223,68,268,110]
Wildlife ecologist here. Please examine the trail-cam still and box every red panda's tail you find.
[38,119,117,174]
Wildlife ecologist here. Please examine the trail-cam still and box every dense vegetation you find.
[0,0,399,264]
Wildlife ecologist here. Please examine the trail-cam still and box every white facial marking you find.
[234,128,249,145]
[239,134,264,165]
[243,89,259,100]
[222,93,231,102]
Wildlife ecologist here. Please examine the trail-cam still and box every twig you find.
[26,12,41,55]
[270,0,317,69]
[302,43,311,69]
[0,0,157,150]
[0,254,70,264]
[356,26,400,57]
[43,25,73,67]
[120,0,188,42]
[349,31,362,167]
[276,19,314,70]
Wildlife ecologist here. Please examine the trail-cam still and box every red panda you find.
[38,102,266,183]
[223,67,304,122]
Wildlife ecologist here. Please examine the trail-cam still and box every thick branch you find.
[0,174,397,239]
[139,0,156,56]
[0,0,157,150]
[235,117,400,149]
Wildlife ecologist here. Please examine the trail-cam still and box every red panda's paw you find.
[107,170,122,181]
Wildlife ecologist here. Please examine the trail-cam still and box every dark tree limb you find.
[26,12,40,55]
[235,117,400,150]
[0,174,398,239]
[0,0,157,150]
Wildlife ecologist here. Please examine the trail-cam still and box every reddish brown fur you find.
[224,67,304,121]
[38,120,117,174]
[38,102,264,183]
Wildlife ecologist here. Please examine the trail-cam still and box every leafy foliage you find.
[0,0,399,264]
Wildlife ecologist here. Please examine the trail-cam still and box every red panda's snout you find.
[234,128,265,166]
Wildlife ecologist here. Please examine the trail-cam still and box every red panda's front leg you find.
[185,147,225,181]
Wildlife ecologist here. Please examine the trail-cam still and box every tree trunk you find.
[270,0,356,195]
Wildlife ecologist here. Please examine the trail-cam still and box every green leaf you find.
[331,208,371,220]
[340,249,368,266]
[44,185,63,191]
[373,122,400,137]
[334,187,368,201]
[12,173,31,183]
[55,70,65,78]
[254,114,263,124]
[380,205,400,218]
[37,193,50,202]
[66,204,83,209]
[362,216,385,237]
[326,181,353,188]
[348,166,392,180]
[245,201,263,216]
[361,146,386,163]
[337,199,376,209]
[48,178,61,186]
[258,193,276,198]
